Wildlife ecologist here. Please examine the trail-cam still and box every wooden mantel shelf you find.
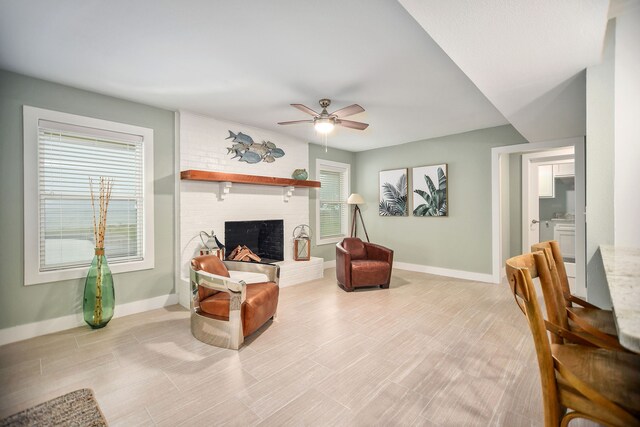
[180,169,320,202]
[181,170,320,187]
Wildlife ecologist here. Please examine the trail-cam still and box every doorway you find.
[491,137,585,296]
[522,149,581,295]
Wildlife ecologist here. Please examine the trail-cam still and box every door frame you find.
[491,137,585,292]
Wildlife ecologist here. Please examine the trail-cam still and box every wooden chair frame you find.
[190,260,279,350]
[506,251,638,427]
[531,240,598,309]
[531,241,626,352]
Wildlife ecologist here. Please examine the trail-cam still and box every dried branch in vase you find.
[90,177,114,249]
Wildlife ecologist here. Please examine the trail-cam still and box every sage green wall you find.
[585,21,615,307]
[0,70,175,329]
[308,143,356,262]
[354,125,526,274]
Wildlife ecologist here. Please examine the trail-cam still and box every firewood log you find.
[234,248,251,261]
[247,252,261,262]
[227,245,242,260]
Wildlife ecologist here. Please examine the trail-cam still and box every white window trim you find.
[316,158,350,245]
[23,106,155,286]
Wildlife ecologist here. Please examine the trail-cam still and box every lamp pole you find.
[351,204,370,242]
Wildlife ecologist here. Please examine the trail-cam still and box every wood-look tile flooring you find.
[0,269,598,426]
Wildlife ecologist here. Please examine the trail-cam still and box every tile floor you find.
[0,268,597,426]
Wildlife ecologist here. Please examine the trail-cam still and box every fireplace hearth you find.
[224,220,284,263]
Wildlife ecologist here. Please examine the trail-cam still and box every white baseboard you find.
[394,262,495,284]
[323,260,336,269]
[0,293,179,346]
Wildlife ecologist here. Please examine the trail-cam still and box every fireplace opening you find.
[224,220,284,263]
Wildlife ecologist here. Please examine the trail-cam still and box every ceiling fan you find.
[278,99,369,134]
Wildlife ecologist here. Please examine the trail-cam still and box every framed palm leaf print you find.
[379,168,408,216]
[412,164,448,216]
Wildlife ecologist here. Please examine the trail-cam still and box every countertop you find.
[600,245,640,352]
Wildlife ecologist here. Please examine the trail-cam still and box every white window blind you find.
[317,160,349,244]
[37,119,144,271]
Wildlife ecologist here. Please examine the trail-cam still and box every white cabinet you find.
[539,163,575,199]
[554,223,576,259]
[554,163,575,177]
[538,164,554,198]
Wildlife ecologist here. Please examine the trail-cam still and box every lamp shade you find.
[347,193,365,205]
[314,117,335,134]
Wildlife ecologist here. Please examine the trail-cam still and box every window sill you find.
[25,258,154,286]
[316,236,345,246]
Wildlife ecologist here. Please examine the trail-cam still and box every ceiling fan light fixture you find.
[279,99,367,134]
[314,117,335,134]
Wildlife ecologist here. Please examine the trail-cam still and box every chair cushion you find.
[342,238,367,260]
[199,281,279,337]
[351,260,390,286]
[192,255,230,277]
[192,255,230,301]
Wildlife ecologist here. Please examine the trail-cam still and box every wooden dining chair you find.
[532,241,623,351]
[505,251,640,427]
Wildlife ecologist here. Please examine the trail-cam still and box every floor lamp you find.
[347,193,370,242]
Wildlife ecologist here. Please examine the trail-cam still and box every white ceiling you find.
[398,0,611,142]
[0,0,508,151]
[0,1,612,150]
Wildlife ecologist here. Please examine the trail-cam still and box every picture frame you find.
[412,164,448,217]
[379,168,408,216]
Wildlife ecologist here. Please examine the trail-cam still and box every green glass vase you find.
[83,248,115,329]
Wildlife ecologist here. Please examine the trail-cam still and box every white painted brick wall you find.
[179,111,320,285]
[277,257,324,288]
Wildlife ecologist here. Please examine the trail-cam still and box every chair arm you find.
[566,294,600,309]
[566,308,628,352]
[364,243,394,264]
[222,260,280,285]
[190,267,246,312]
[336,243,351,288]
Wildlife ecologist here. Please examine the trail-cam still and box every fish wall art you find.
[225,131,285,164]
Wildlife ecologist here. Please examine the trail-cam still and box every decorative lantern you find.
[199,230,225,260]
[293,224,311,261]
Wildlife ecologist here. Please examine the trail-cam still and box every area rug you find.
[0,389,107,426]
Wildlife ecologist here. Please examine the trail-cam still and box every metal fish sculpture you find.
[225,131,286,164]
[249,142,270,157]
[270,148,285,158]
[226,143,244,155]
[226,130,254,146]
[239,151,262,164]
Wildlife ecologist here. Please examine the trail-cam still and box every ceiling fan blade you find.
[291,104,320,117]
[330,104,365,118]
[277,120,314,125]
[337,119,369,130]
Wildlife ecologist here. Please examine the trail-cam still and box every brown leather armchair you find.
[336,238,393,292]
[190,255,279,349]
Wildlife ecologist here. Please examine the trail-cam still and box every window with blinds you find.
[38,120,144,271]
[23,105,154,286]
[316,160,350,244]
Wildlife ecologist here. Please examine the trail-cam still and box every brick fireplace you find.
[179,112,322,307]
